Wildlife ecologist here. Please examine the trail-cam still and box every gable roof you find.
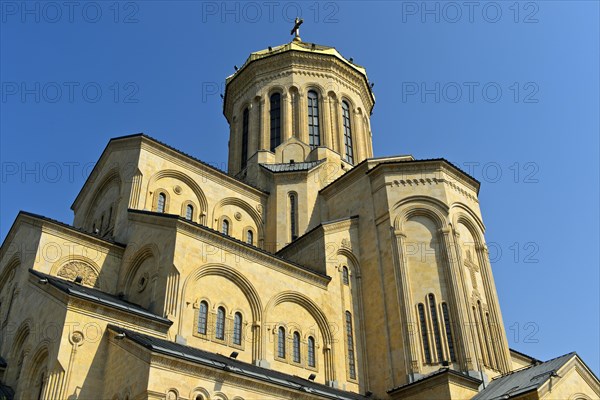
[108,325,367,400]
[0,211,126,253]
[71,133,268,211]
[29,269,172,325]
[128,209,332,284]
[473,352,576,399]
[387,368,482,394]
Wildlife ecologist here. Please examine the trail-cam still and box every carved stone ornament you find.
[137,272,150,293]
[173,185,182,194]
[70,331,84,346]
[57,261,99,288]
[234,212,242,221]
[166,390,178,400]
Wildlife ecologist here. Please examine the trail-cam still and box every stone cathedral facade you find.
[0,37,598,400]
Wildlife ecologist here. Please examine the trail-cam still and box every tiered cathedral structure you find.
[0,34,598,400]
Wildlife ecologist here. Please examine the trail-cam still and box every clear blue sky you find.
[1,1,598,375]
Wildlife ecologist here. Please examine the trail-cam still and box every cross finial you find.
[290,17,303,41]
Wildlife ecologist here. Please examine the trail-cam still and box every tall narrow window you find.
[307,90,320,148]
[289,193,298,241]
[345,311,357,379]
[293,332,301,363]
[429,294,444,363]
[246,230,254,245]
[442,303,456,362]
[478,301,494,368]
[157,193,166,213]
[308,336,316,367]
[233,312,243,345]
[222,219,229,236]
[216,306,225,340]
[270,93,281,151]
[486,312,499,368]
[342,266,349,285]
[241,107,249,169]
[197,301,208,335]
[186,204,194,221]
[342,101,354,164]
[278,327,286,358]
[418,303,431,363]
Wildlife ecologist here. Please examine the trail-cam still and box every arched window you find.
[270,93,281,151]
[277,327,286,358]
[293,332,301,363]
[241,107,249,169]
[233,312,243,345]
[342,266,349,285]
[198,301,208,335]
[345,311,357,379]
[157,192,166,213]
[222,219,230,236]
[246,230,254,245]
[289,193,298,241]
[186,204,194,221]
[442,303,456,362]
[308,336,316,367]
[216,306,225,340]
[307,90,320,148]
[478,301,494,368]
[429,294,444,362]
[342,101,354,164]
[418,303,431,363]
[486,312,499,368]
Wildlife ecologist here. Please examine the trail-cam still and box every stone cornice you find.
[387,368,481,396]
[322,216,359,234]
[0,212,125,266]
[224,50,374,121]
[366,159,480,195]
[27,274,171,334]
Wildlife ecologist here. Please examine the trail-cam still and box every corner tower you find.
[223,39,375,179]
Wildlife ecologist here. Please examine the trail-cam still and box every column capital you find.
[439,227,453,235]
[393,229,406,238]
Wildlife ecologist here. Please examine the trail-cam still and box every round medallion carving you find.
[234,212,242,221]
[70,331,84,346]
[173,185,182,194]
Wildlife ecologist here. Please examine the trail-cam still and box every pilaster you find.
[439,227,476,372]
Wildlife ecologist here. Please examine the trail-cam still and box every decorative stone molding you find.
[57,261,100,288]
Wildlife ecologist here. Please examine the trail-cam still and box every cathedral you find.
[0,29,598,400]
